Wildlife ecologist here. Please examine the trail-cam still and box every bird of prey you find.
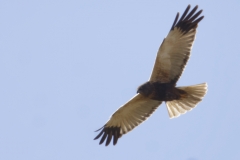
[94,5,207,146]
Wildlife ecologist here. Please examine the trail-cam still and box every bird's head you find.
[137,81,153,96]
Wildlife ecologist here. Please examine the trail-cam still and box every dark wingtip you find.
[94,126,121,146]
[99,131,108,145]
[94,129,104,140]
[105,130,113,146]
[170,4,204,34]
[170,12,179,31]
[183,5,198,21]
[177,5,191,25]
[193,5,198,10]
[94,126,104,132]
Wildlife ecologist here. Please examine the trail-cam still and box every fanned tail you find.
[166,83,207,118]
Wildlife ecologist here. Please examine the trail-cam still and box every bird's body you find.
[137,81,187,101]
[94,5,208,146]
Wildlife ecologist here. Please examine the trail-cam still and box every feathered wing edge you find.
[149,5,204,83]
[94,94,162,146]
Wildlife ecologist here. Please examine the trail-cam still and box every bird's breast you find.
[147,82,182,101]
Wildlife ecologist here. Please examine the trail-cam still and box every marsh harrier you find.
[94,5,207,146]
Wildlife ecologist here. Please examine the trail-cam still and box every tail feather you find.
[166,83,207,118]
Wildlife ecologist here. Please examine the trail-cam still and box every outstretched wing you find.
[150,5,204,84]
[94,94,162,146]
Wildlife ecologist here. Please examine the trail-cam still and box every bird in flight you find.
[94,5,207,146]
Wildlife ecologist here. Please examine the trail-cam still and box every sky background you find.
[0,0,239,160]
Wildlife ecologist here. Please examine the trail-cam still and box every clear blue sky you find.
[1,1,239,160]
